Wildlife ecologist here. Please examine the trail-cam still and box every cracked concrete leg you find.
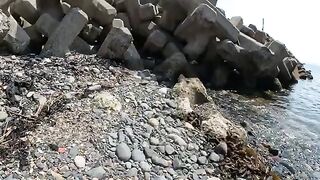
[3,16,30,54]
[11,0,39,24]
[41,8,89,57]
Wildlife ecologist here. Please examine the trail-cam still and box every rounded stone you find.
[74,156,86,168]
[209,152,220,162]
[197,156,207,165]
[0,111,8,121]
[131,149,146,162]
[116,143,131,161]
[140,161,152,172]
[150,137,160,145]
[148,118,159,127]
[165,145,175,155]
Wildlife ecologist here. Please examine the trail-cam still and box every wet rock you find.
[116,143,131,161]
[131,149,146,162]
[86,166,106,178]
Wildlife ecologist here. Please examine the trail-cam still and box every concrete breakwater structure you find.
[0,0,313,91]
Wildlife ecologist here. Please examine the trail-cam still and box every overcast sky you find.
[217,0,320,66]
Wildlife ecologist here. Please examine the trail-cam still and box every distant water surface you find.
[211,64,320,179]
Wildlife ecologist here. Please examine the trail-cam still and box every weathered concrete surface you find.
[97,25,133,59]
[36,13,93,55]
[174,4,218,60]
[230,16,243,30]
[3,16,30,54]
[41,8,89,57]
[0,10,10,40]
[143,29,168,53]
[63,0,116,26]
[238,32,264,51]
[80,23,102,44]
[240,25,255,38]
[116,13,132,30]
[36,0,64,20]
[123,44,144,70]
[154,52,194,81]
[162,41,181,58]
[24,25,44,53]
[0,0,15,16]
[11,0,39,24]
[139,3,158,21]
[173,76,211,105]
[254,30,267,44]
[61,2,71,14]
[217,39,279,88]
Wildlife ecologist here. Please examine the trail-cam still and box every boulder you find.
[97,20,133,59]
[202,112,246,140]
[173,75,211,105]
[41,8,89,57]
[10,0,39,24]
[3,16,30,54]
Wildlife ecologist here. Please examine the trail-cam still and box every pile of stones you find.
[0,0,313,90]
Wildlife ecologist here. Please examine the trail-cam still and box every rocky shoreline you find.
[0,54,276,179]
[0,0,315,179]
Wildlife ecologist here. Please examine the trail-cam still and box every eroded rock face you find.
[173,75,211,105]
[202,112,247,141]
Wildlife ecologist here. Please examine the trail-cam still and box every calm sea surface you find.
[211,64,320,178]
